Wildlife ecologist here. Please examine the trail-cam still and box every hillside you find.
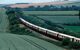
[8,1,75,8]
[0,33,64,50]
[0,4,7,7]
[0,8,65,50]
[0,8,9,32]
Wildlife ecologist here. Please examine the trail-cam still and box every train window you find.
[75,40,80,43]
[30,25,33,28]
[36,27,39,30]
[33,26,38,30]
[39,28,46,33]
[71,38,74,42]
[58,35,64,38]
[32,25,35,28]
[47,31,57,36]
[25,23,28,26]
[27,24,29,26]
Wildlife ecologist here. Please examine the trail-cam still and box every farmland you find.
[0,8,65,50]
[8,1,80,8]
[2,1,80,49]
[23,11,79,16]
[23,11,80,33]
[0,33,65,50]
[9,1,74,8]
[64,26,80,33]
[36,16,80,24]
[1,1,80,50]
[0,8,9,33]
[60,2,80,6]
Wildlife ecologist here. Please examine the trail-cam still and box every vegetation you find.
[69,42,80,49]
[23,11,79,16]
[6,8,80,50]
[23,11,80,38]
[0,8,65,50]
[61,38,80,49]
[64,26,80,33]
[6,9,32,35]
[0,8,9,32]
[18,4,80,11]
[62,38,70,46]
[23,11,80,26]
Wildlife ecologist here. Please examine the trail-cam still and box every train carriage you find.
[38,27,47,33]
[46,30,58,37]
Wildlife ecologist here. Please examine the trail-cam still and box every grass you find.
[0,33,65,50]
[23,11,80,24]
[0,8,9,33]
[0,8,65,50]
[23,11,79,16]
[37,16,80,24]
[64,26,80,33]
[23,11,80,35]
[36,15,80,33]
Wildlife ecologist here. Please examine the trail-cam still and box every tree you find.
[27,6,36,11]
[60,6,65,11]
[69,42,80,49]
[42,5,50,11]
[6,9,15,15]
[79,11,80,19]
[35,6,42,11]
[62,38,70,46]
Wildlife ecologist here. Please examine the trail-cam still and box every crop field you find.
[60,2,80,6]
[0,8,9,33]
[0,33,64,50]
[37,16,80,33]
[23,11,80,33]
[51,2,80,7]
[23,11,80,24]
[0,8,65,50]
[64,26,80,33]
[37,16,80,24]
[36,16,80,33]
[23,11,79,16]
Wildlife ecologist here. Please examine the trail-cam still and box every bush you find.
[62,38,70,46]
[69,42,80,49]
[6,10,15,15]
[79,11,80,16]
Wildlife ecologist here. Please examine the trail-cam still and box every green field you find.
[23,11,80,33]
[0,33,64,50]
[37,16,80,24]
[23,11,80,24]
[0,8,65,50]
[23,11,79,16]
[37,16,80,33]
[0,8,9,33]
[36,16,80,33]
[64,26,80,33]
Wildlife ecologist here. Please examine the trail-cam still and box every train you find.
[19,17,80,43]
